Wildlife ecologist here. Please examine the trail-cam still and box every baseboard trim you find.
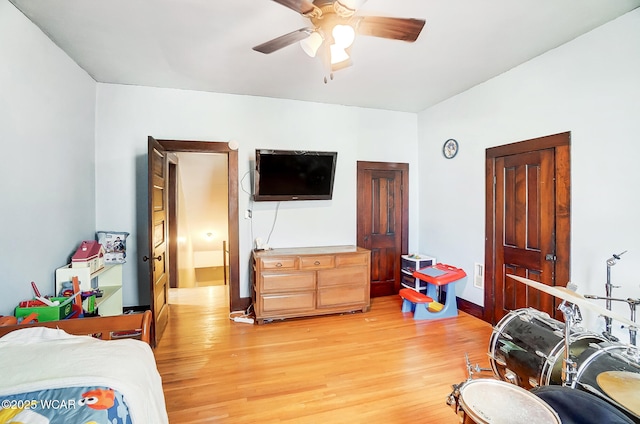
[456,297,485,321]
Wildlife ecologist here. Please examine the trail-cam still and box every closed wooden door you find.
[357,162,408,297]
[485,132,571,324]
[147,136,170,346]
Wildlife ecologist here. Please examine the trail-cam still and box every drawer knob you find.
[314,261,321,265]
[276,262,283,267]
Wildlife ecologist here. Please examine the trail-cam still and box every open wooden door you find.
[147,136,170,346]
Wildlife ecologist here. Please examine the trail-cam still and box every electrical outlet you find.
[233,316,254,324]
[474,263,484,289]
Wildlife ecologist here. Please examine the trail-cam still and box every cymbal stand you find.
[604,250,627,340]
[558,300,582,387]
[583,295,638,346]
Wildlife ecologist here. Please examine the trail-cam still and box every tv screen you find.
[254,149,337,201]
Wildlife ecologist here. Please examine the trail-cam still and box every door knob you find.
[143,255,162,262]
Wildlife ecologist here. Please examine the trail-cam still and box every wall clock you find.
[443,139,459,159]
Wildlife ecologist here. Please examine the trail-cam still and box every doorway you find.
[484,132,571,324]
[170,152,229,288]
[154,139,242,312]
[356,161,409,297]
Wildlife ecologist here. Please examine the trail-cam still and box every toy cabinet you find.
[55,264,123,316]
[401,254,436,292]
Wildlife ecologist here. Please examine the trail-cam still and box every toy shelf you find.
[400,254,436,293]
[55,264,123,317]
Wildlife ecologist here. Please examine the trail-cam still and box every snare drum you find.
[448,379,560,424]
[489,308,606,389]
[573,341,640,418]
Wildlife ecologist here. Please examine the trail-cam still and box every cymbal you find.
[506,274,637,328]
[597,371,640,417]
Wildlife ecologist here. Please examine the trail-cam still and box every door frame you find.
[156,139,244,312]
[484,132,571,324]
[356,161,409,296]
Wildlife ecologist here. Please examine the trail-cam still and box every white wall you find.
[95,86,420,304]
[0,1,97,315]
[417,10,640,341]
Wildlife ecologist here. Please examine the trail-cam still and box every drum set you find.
[447,272,640,424]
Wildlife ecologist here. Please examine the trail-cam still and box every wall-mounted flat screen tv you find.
[254,149,338,201]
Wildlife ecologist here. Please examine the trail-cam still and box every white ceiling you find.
[9,0,640,112]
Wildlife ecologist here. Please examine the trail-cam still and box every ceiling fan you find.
[253,0,425,73]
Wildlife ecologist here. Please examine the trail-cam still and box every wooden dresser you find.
[252,245,371,324]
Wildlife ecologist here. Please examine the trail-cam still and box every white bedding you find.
[0,327,168,424]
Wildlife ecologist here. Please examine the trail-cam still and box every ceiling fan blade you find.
[336,0,368,11]
[270,0,316,14]
[355,16,426,42]
[253,28,313,54]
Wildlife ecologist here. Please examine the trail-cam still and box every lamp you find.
[300,31,324,57]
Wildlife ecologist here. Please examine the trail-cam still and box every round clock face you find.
[443,139,459,159]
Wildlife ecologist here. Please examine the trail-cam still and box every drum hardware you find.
[447,353,496,414]
[558,299,582,387]
[606,250,627,339]
[464,352,492,379]
[584,294,639,346]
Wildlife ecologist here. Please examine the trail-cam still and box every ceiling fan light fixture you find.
[300,31,324,57]
[332,24,355,48]
[329,44,350,65]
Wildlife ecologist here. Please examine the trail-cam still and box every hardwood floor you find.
[153,286,494,423]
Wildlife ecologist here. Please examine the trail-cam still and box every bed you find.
[0,311,168,423]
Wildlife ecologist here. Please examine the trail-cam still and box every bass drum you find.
[531,385,636,424]
[447,378,560,424]
[489,308,606,389]
[572,341,640,420]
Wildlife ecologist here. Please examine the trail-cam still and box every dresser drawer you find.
[260,257,298,270]
[261,272,315,292]
[317,285,367,308]
[261,291,316,313]
[300,255,335,269]
[318,266,368,287]
[335,253,369,267]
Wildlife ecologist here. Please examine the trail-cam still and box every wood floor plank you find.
[153,286,494,423]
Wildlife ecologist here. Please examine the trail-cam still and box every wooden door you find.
[357,162,408,297]
[485,132,571,324]
[147,136,170,346]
